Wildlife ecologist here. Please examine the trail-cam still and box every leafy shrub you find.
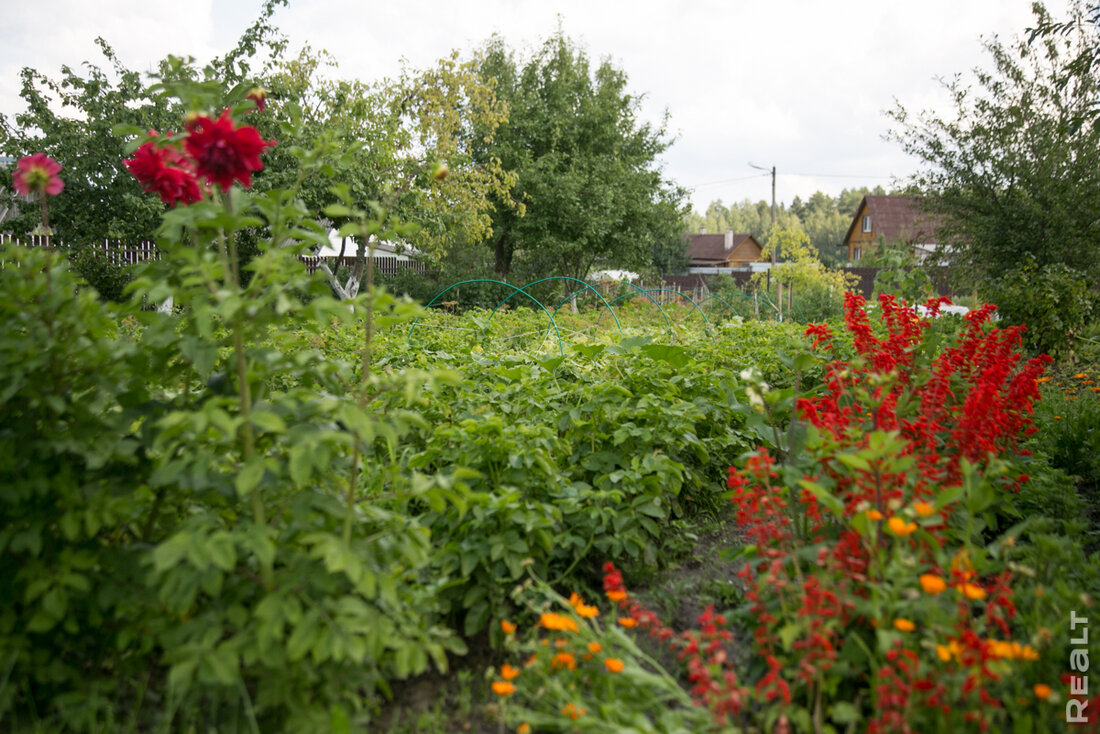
[988,259,1095,358]
[518,293,1065,733]
[1029,371,1100,491]
[67,248,135,302]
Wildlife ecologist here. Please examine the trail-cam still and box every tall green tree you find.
[262,47,515,298]
[471,31,687,282]
[888,0,1100,353]
[1027,1,1100,132]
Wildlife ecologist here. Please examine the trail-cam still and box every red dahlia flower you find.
[13,153,64,196]
[184,110,274,191]
[125,136,203,207]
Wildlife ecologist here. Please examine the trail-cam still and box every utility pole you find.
[750,162,779,319]
[749,162,777,261]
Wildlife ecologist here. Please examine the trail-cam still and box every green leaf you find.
[153,532,192,572]
[207,531,237,572]
[323,204,354,218]
[235,458,265,498]
[250,411,286,433]
[832,702,860,725]
[798,479,845,517]
[289,443,312,486]
[835,453,871,472]
[464,601,490,637]
[168,658,198,691]
[778,623,800,651]
[200,643,240,686]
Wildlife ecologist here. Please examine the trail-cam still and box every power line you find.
[782,172,897,179]
[687,173,770,189]
[687,171,896,190]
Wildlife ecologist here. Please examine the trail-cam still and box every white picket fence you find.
[1,234,429,276]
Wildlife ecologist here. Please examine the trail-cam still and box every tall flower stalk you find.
[12,153,64,240]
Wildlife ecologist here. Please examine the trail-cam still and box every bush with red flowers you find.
[581,294,1090,733]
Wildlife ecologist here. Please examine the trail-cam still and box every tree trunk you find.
[494,228,512,279]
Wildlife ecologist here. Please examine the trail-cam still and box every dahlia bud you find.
[246,87,268,113]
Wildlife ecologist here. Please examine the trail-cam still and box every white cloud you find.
[1,0,1044,211]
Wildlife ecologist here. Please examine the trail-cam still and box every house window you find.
[861,215,871,233]
[853,246,862,261]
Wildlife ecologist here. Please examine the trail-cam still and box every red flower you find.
[184,110,274,191]
[125,136,202,207]
[13,153,64,196]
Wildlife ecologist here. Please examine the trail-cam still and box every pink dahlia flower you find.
[13,153,64,196]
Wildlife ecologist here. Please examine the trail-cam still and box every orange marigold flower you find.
[588,641,603,654]
[1034,684,1053,700]
[960,583,987,601]
[912,501,935,517]
[986,639,1038,660]
[500,620,517,635]
[618,617,638,629]
[523,654,539,667]
[1055,416,1063,420]
[575,603,599,618]
[569,592,583,608]
[1075,373,1088,379]
[491,681,515,697]
[607,590,627,602]
[517,724,531,734]
[920,574,947,594]
[950,549,975,577]
[551,652,577,671]
[867,509,884,521]
[500,664,520,681]
[539,613,579,633]
[936,644,952,662]
[604,658,625,673]
[887,516,918,536]
[1036,376,1052,384]
[561,702,585,720]
[894,618,916,632]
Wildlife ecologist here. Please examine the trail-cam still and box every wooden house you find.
[684,230,765,268]
[843,195,945,263]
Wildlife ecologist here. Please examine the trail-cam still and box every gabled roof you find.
[843,195,944,245]
[684,233,760,264]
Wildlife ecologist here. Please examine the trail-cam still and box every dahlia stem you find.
[362,228,375,383]
[220,192,270,588]
[39,196,50,246]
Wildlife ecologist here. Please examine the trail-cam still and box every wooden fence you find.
[0,234,162,266]
[663,267,954,299]
[1,235,430,277]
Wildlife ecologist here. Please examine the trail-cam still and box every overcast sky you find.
[0,0,1043,212]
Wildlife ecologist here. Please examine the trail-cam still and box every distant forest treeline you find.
[685,185,900,266]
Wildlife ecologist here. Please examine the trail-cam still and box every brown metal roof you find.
[684,233,762,265]
[843,196,944,246]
